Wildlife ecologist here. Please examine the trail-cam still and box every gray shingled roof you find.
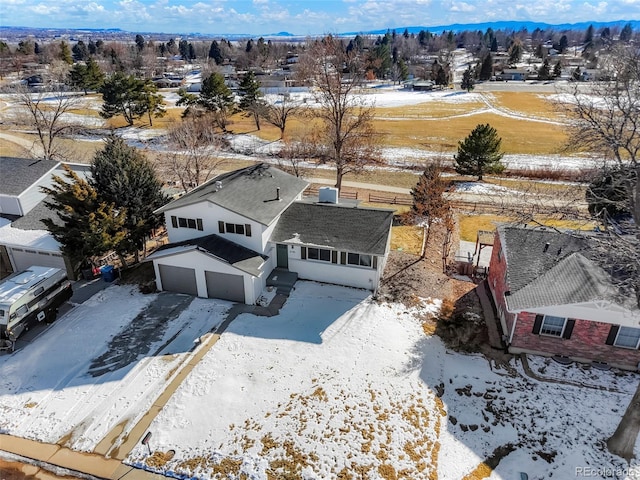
[151,233,266,276]
[155,163,309,226]
[270,202,394,256]
[499,226,591,292]
[506,252,615,311]
[499,225,631,310]
[0,157,59,196]
[10,196,62,231]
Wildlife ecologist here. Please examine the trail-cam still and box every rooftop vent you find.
[215,181,223,190]
[543,242,550,253]
[318,186,339,204]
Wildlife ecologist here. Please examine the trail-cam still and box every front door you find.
[276,244,288,269]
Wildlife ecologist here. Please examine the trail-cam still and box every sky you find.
[1,0,639,36]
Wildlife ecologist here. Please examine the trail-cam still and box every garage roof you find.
[270,202,394,256]
[155,163,309,226]
[0,157,60,196]
[150,233,267,276]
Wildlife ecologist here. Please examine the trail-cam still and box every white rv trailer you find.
[0,266,72,342]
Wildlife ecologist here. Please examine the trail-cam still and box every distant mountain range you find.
[1,20,639,40]
[345,20,640,36]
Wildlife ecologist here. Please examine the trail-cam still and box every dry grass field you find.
[1,87,570,157]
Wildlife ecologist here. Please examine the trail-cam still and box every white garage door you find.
[158,264,198,296]
[9,247,66,272]
[205,270,245,303]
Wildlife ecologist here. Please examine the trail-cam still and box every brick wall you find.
[487,232,515,337]
[511,311,640,370]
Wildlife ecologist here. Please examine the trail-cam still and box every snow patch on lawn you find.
[0,286,229,453]
[124,281,640,480]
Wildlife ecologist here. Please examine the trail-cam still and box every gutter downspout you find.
[509,311,519,345]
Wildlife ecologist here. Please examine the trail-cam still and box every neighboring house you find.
[488,225,640,370]
[411,80,436,91]
[0,157,90,278]
[148,163,394,304]
[501,69,529,81]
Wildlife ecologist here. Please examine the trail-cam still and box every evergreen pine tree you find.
[620,23,633,42]
[479,53,493,81]
[538,59,551,80]
[553,60,562,79]
[208,40,224,65]
[558,35,569,53]
[454,124,504,180]
[90,137,167,263]
[410,163,452,254]
[41,164,127,272]
[238,71,264,130]
[461,67,475,92]
[100,73,148,125]
[194,72,236,131]
[59,41,73,64]
[69,57,104,94]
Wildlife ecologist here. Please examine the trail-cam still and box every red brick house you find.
[488,225,640,370]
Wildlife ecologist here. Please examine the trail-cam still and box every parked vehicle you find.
[0,266,72,343]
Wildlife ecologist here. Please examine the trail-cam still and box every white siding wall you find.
[0,195,23,216]
[152,250,264,304]
[19,173,56,216]
[164,203,266,253]
[283,245,380,290]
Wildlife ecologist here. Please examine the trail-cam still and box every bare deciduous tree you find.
[276,126,324,177]
[297,35,381,191]
[261,91,303,139]
[558,42,640,462]
[559,43,640,304]
[16,84,81,161]
[160,115,229,192]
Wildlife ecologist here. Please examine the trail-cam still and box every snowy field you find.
[114,281,640,480]
[0,286,230,454]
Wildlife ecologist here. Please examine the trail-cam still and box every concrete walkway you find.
[475,280,505,350]
[0,289,293,479]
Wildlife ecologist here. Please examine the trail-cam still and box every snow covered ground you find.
[0,281,638,478]
[115,281,639,480]
[0,286,230,454]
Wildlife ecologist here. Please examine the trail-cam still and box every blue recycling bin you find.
[101,265,116,282]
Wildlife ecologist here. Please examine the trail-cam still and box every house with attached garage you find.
[488,225,640,370]
[148,163,394,304]
[0,156,91,279]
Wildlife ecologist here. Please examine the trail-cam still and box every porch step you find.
[276,285,294,296]
[267,268,298,290]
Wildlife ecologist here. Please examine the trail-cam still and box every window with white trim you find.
[218,221,252,237]
[614,327,640,349]
[540,315,566,337]
[347,253,372,268]
[171,215,203,231]
[308,247,331,262]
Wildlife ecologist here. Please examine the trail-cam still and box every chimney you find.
[543,242,550,253]
[276,187,281,201]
